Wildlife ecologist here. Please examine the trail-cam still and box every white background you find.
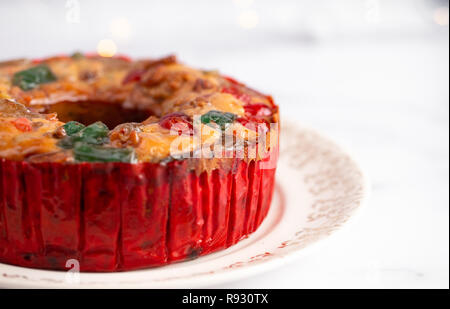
[0,0,448,288]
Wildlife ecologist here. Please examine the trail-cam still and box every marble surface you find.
[0,0,448,288]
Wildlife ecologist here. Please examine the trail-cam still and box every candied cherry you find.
[159,112,193,135]
[221,86,252,105]
[11,118,32,132]
[243,103,272,117]
[122,69,146,85]
[237,116,269,134]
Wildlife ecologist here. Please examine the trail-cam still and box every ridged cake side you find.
[0,152,276,271]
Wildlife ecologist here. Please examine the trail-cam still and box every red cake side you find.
[0,151,276,272]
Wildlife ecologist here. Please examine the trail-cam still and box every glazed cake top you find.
[0,54,278,164]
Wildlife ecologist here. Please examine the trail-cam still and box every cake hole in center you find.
[43,101,153,129]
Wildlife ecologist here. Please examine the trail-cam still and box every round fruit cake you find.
[0,54,279,272]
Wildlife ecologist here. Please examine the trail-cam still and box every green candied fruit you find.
[73,143,136,163]
[76,121,109,145]
[12,65,57,91]
[71,52,84,60]
[57,121,109,149]
[63,121,85,136]
[57,137,76,149]
[201,110,237,130]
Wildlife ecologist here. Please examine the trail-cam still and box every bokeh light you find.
[433,7,449,26]
[109,17,132,39]
[97,39,117,57]
[238,10,259,29]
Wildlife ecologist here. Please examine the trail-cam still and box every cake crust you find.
[0,55,278,165]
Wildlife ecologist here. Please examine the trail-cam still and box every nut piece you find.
[110,123,141,147]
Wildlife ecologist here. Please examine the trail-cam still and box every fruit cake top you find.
[0,54,278,165]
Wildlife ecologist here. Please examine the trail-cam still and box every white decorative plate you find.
[0,121,369,289]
